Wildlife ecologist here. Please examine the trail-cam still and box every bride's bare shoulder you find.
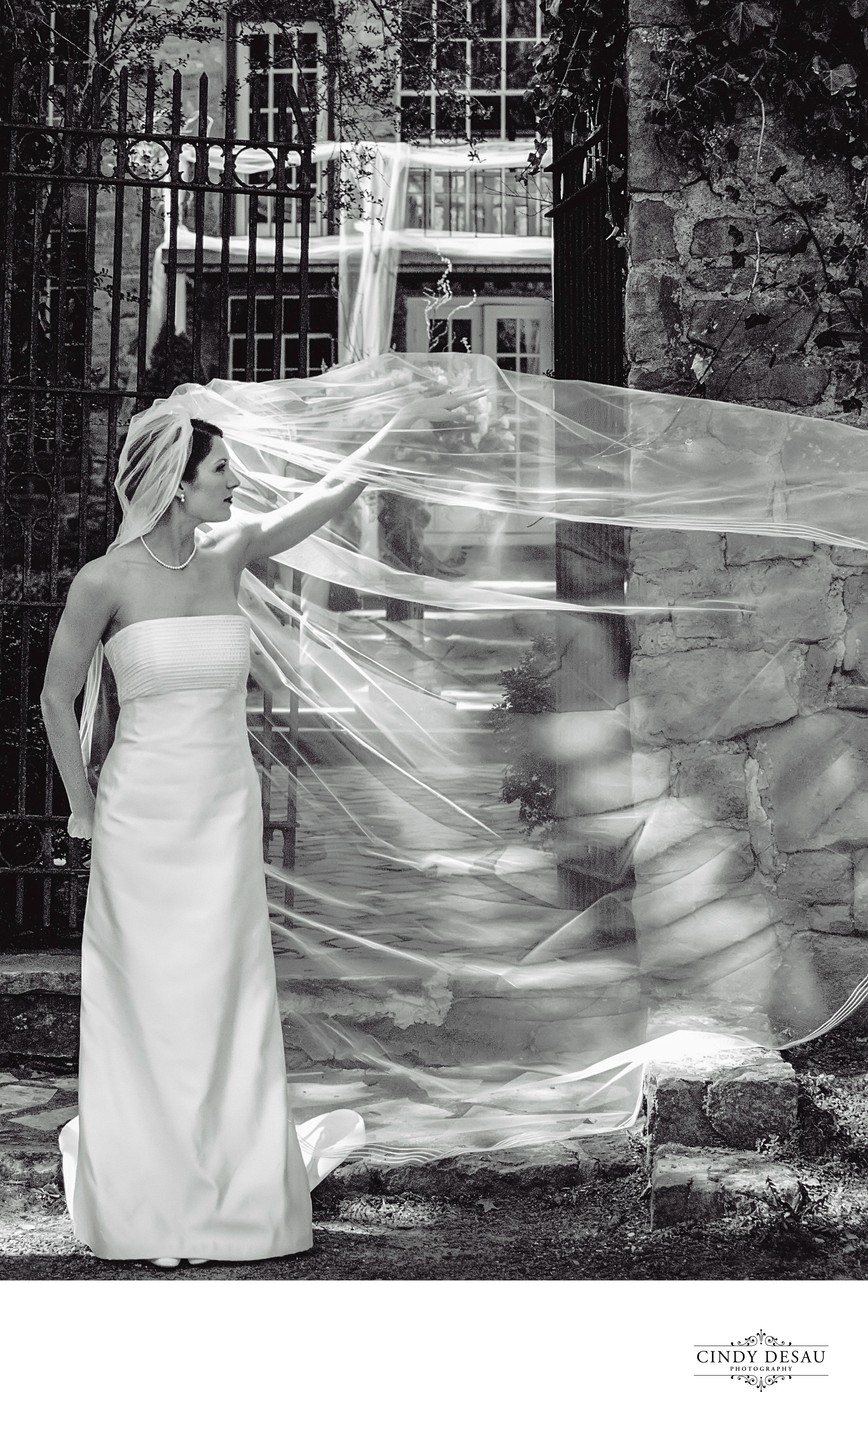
[65,551,132,615]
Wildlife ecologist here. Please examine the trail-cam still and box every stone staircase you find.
[643,1041,802,1228]
[0,945,806,1228]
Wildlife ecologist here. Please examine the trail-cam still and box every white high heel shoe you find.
[149,1257,181,1268]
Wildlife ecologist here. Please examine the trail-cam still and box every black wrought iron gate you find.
[549,77,630,917]
[0,56,314,946]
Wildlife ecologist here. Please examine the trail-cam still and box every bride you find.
[39,391,460,1269]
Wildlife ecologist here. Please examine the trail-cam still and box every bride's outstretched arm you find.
[41,562,117,837]
[229,390,482,566]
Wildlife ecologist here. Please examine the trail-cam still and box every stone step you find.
[650,1144,802,1229]
[0,949,646,1072]
[642,1040,798,1162]
[0,1060,639,1202]
[0,954,80,1064]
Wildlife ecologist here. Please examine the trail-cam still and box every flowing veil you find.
[89,353,868,1162]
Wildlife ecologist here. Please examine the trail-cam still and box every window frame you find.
[234,21,329,239]
[398,0,543,142]
[227,291,338,382]
[405,294,552,373]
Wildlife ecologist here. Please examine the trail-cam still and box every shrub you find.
[486,632,558,836]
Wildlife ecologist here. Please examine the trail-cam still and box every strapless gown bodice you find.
[104,614,250,704]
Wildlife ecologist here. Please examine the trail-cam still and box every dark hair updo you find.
[180,418,224,487]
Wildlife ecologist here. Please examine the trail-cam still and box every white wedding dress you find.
[59,614,363,1262]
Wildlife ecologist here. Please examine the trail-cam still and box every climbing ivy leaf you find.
[723,3,774,44]
[827,63,858,95]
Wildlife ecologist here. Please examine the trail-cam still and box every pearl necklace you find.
[140,534,197,571]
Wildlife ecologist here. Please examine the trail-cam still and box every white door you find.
[405,297,552,373]
[405,301,482,356]
[482,301,552,375]
[404,296,554,552]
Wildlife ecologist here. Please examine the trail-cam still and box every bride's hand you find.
[68,800,95,841]
[390,387,488,431]
[366,388,489,464]
[339,386,490,480]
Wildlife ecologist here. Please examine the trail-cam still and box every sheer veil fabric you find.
[82,354,868,1162]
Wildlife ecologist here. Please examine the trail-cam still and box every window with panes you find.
[244,25,327,237]
[399,1,548,238]
[399,0,542,141]
[227,294,337,382]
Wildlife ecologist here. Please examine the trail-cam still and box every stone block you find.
[689,296,817,355]
[645,1075,717,1151]
[807,905,853,934]
[752,711,868,852]
[837,685,868,712]
[725,534,815,565]
[0,994,80,1063]
[670,606,752,644]
[0,1137,61,1194]
[854,851,868,931]
[252,1130,640,1201]
[634,812,756,891]
[842,602,868,682]
[650,1146,801,1228]
[637,893,781,1011]
[706,363,830,408]
[628,199,678,263]
[672,747,748,826]
[768,931,868,1036]
[632,620,681,656]
[0,954,80,995]
[631,0,691,23]
[778,850,852,904]
[629,528,725,576]
[626,79,702,192]
[797,644,838,714]
[644,1045,798,1158]
[842,573,868,610]
[831,548,868,569]
[625,267,684,363]
[689,217,747,260]
[627,363,695,393]
[757,213,811,254]
[704,1066,798,1147]
[630,647,800,743]
[745,557,843,643]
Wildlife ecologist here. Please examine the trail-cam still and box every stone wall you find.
[624,1,868,1036]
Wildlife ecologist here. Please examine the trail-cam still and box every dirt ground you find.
[0,1167,865,1281]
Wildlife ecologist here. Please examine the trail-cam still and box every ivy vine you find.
[526,0,868,400]
[525,0,627,167]
[646,1,868,169]
[528,1,868,168]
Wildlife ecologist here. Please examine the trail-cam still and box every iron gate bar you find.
[0,52,317,944]
[218,27,237,383]
[189,73,208,379]
[133,70,157,409]
[164,70,183,391]
[550,74,630,921]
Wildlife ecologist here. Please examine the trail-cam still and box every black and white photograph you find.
[0,0,866,1420]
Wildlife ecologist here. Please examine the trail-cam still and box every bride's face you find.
[184,437,240,523]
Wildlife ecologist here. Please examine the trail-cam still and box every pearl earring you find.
[178,491,185,505]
